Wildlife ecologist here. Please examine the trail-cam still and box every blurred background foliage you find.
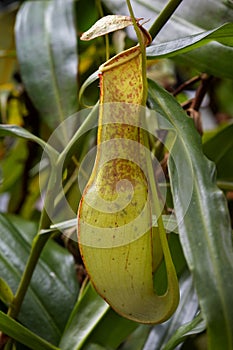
[0,1,233,350]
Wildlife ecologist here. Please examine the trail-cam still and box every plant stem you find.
[190,74,213,111]
[7,234,51,320]
[149,0,184,40]
[172,75,201,96]
[217,181,233,191]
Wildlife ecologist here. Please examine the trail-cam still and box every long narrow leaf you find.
[59,283,109,350]
[15,0,78,132]
[59,283,138,350]
[146,23,233,59]
[0,311,60,350]
[162,313,205,350]
[0,214,79,345]
[83,308,138,349]
[148,79,233,350]
[0,124,55,152]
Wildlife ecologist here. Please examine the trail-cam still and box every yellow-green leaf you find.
[0,277,14,306]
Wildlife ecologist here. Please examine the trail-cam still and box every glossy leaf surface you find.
[0,311,60,350]
[146,23,233,59]
[162,313,205,350]
[15,0,78,131]
[0,124,55,153]
[60,282,138,350]
[203,123,233,181]
[0,214,79,345]
[59,283,109,350]
[148,79,233,350]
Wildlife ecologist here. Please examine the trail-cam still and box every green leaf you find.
[119,325,151,350]
[0,214,79,345]
[0,278,14,306]
[203,122,233,181]
[59,283,110,350]
[15,0,78,131]
[162,313,205,350]
[59,283,138,350]
[83,345,107,350]
[146,23,233,59]
[176,42,233,79]
[84,308,137,350]
[0,311,60,350]
[79,71,99,106]
[0,124,57,158]
[148,79,233,350]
